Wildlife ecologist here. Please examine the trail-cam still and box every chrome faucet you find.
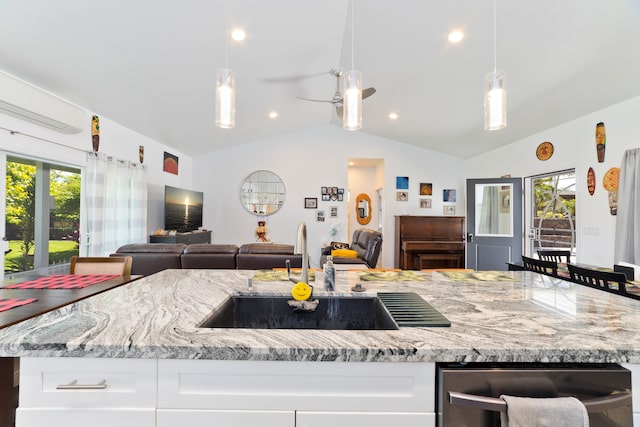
[287,221,309,285]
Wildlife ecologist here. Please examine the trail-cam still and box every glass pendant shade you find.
[343,70,362,131]
[215,68,235,129]
[484,70,507,130]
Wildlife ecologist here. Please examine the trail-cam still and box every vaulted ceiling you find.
[1,0,639,158]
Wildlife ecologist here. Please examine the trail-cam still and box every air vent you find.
[378,292,451,327]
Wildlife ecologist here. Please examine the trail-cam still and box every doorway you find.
[526,169,576,260]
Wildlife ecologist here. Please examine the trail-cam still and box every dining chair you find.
[537,250,571,263]
[69,256,133,276]
[567,263,628,295]
[522,255,558,277]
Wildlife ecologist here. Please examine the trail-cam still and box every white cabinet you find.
[296,411,434,427]
[17,357,157,427]
[157,359,435,427]
[157,409,294,427]
[18,357,436,427]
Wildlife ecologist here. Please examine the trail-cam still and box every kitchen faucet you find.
[287,221,309,285]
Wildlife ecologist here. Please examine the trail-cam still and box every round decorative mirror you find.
[240,170,286,215]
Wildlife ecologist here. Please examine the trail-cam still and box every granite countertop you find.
[1,269,639,363]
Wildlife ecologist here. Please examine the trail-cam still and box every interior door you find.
[466,178,523,270]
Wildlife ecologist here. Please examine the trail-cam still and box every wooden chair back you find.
[537,250,571,263]
[567,263,628,295]
[522,255,558,277]
[69,256,133,276]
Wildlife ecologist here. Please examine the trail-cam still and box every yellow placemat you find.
[357,270,425,282]
[439,271,515,282]
[253,270,316,282]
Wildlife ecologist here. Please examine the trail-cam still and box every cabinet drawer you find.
[19,357,157,408]
[157,409,294,427]
[17,408,155,427]
[158,359,434,412]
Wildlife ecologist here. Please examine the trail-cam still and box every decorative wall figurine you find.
[587,167,596,195]
[596,122,606,163]
[603,167,620,215]
[139,145,144,164]
[255,220,269,242]
[91,115,100,152]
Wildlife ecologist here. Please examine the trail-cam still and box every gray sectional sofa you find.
[112,243,303,276]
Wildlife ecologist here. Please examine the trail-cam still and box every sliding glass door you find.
[4,155,80,277]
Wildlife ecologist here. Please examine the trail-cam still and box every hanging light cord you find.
[351,0,355,69]
[225,0,230,68]
[493,0,497,74]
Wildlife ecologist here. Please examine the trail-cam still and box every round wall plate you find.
[536,141,554,160]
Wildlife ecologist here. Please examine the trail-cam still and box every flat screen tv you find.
[164,185,204,232]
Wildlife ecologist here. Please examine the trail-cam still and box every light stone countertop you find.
[1,269,639,363]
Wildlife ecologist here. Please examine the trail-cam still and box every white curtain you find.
[614,148,640,264]
[85,152,147,256]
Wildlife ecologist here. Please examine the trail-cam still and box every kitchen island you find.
[1,269,639,426]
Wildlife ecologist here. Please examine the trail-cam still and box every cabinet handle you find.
[56,379,107,390]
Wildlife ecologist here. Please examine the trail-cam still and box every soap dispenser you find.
[323,255,335,291]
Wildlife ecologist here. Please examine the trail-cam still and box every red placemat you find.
[0,298,37,313]
[5,274,119,290]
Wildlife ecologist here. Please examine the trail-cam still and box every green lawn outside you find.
[4,240,79,273]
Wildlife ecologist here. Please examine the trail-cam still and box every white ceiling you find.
[1,0,640,159]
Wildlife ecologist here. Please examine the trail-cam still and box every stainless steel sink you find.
[199,295,399,330]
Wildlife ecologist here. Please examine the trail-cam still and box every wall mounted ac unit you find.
[0,70,85,134]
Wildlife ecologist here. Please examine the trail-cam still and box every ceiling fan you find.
[297,69,376,117]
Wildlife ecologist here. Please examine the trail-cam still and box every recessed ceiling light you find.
[231,29,246,41]
[448,31,464,43]
[348,161,355,166]
[388,112,399,120]
[268,111,278,119]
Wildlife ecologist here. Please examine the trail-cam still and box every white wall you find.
[193,125,466,268]
[465,95,640,266]
[0,87,194,241]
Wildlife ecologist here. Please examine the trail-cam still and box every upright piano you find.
[394,216,466,270]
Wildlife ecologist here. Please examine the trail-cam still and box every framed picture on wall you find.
[443,205,455,215]
[304,198,317,209]
[420,198,432,208]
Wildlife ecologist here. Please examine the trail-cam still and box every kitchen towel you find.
[500,395,588,427]
[0,298,37,313]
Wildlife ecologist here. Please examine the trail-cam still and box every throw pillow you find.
[330,241,350,250]
[331,248,358,258]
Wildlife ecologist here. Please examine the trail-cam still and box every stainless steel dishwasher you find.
[437,362,632,427]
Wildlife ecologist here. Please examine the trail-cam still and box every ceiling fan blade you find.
[297,96,336,103]
[263,71,331,84]
[362,87,376,100]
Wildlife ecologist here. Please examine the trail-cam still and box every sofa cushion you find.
[238,243,294,255]
[116,243,186,254]
[183,244,239,254]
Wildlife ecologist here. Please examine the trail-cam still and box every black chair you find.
[537,250,571,263]
[567,263,628,295]
[522,255,558,277]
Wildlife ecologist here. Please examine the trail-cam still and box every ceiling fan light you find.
[484,70,506,131]
[343,69,362,131]
[215,68,235,129]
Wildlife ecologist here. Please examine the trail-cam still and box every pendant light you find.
[484,0,506,131]
[343,0,362,131]
[215,2,235,129]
